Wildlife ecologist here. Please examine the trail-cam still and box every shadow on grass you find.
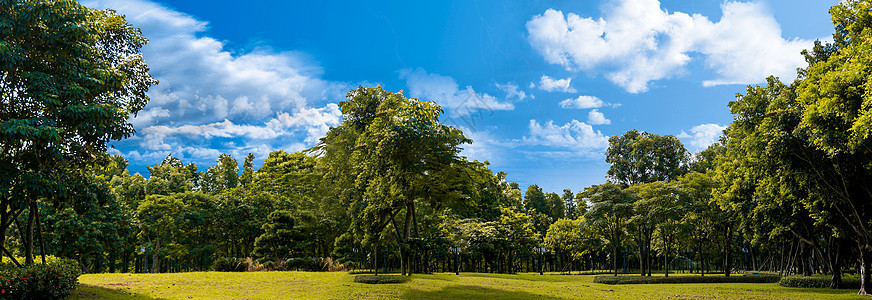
[460,273,576,282]
[68,284,168,300]
[404,285,565,299]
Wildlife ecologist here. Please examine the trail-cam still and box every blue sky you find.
[84,0,837,194]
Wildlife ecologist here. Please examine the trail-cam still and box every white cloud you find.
[399,68,514,116]
[496,82,527,100]
[521,120,609,155]
[677,123,726,151]
[526,0,812,93]
[559,95,605,109]
[82,0,350,168]
[587,109,610,125]
[537,75,577,93]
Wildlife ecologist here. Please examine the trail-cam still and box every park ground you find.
[69,271,866,299]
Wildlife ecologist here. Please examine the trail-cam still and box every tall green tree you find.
[239,153,255,188]
[792,0,872,293]
[605,130,688,185]
[545,192,565,220]
[201,154,239,194]
[0,0,157,265]
[562,189,577,219]
[314,86,469,276]
[582,182,635,276]
[524,185,548,214]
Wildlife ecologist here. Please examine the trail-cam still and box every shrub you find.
[353,275,409,284]
[778,275,860,289]
[594,274,780,285]
[0,259,82,300]
[210,257,248,272]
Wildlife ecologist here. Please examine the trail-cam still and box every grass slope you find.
[70,272,866,300]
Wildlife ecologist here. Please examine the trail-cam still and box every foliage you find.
[0,258,82,299]
[605,130,688,185]
[201,154,239,194]
[210,257,249,272]
[582,182,635,275]
[251,210,302,262]
[0,0,157,266]
[544,218,583,266]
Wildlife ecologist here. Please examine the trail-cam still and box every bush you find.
[353,275,409,284]
[778,275,860,289]
[594,274,780,285]
[0,259,82,299]
[210,257,248,272]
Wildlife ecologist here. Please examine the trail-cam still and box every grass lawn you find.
[69,271,866,299]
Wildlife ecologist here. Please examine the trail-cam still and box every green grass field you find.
[69,272,865,299]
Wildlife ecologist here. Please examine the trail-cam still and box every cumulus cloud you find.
[495,82,527,100]
[536,75,577,93]
[559,95,606,109]
[677,123,726,151]
[526,0,812,93]
[521,120,609,157]
[399,68,515,116]
[82,0,350,167]
[587,109,611,125]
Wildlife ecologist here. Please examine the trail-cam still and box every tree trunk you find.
[122,251,130,273]
[25,204,35,265]
[750,244,757,271]
[724,225,733,277]
[647,238,652,276]
[35,203,45,265]
[664,234,670,277]
[404,202,413,276]
[152,238,160,273]
[859,248,872,295]
[829,240,841,289]
[638,231,645,276]
[613,245,618,276]
[0,202,6,263]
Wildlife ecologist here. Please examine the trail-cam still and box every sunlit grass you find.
[69,271,865,299]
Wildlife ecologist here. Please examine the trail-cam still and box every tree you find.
[635,181,686,277]
[562,189,577,219]
[545,192,565,220]
[0,0,157,265]
[213,187,274,258]
[239,153,255,188]
[251,210,303,263]
[136,192,216,272]
[313,86,469,276]
[605,130,688,185]
[524,185,548,215]
[793,0,872,293]
[146,155,199,195]
[201,154,239,194]
[545,218,583,273]
[582,182,635,276]
[677,172,719,277]
[574,192,589,216]
[253,150,317,210]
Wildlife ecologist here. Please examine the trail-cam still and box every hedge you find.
[594,274,780,285]
[778,275,860,289]
[353,275,409,284]
[0,259,82,300]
